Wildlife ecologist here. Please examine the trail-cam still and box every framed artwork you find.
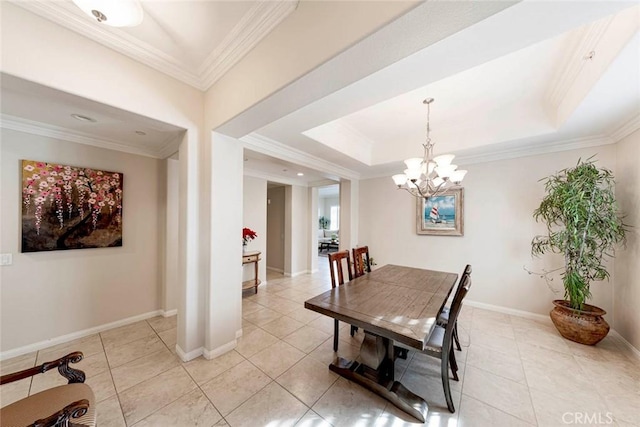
[21,160,123,252]
[416,188,464,236]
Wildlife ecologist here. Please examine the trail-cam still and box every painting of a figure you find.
[416,188,463,236]
[21,160,123,252]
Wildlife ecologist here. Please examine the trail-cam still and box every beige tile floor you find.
[2,261,639,426]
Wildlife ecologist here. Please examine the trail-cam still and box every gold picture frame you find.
[416,188,464,236]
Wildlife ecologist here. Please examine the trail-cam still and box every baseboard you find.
[176,345,203,362]
[285,270,311,278]
[610,330,640,361]
[203,339,237,360]
[162,309,178,317]
[266,266,284,273]
[0,309,164,361]
[236,329,243,339]
[465,300,552,324]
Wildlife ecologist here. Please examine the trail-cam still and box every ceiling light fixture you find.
[392,98,467,199]
[297,172,304,176]
[71,0,144,27]
[71,114,97,123]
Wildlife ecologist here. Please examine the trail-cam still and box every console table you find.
[242,250,261,293]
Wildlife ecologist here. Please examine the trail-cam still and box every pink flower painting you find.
[21,160,123,252]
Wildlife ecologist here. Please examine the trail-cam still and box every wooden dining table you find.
[304,264,458,422]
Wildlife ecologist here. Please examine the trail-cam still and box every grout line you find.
[98,332,127,426]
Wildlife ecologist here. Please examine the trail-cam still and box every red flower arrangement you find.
[242,227,257,246]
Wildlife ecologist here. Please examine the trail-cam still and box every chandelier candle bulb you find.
[391,98,467,199]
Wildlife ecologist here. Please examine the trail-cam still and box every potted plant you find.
[319,216,330,229]
[242,227,257,253]
[531,158,626,345]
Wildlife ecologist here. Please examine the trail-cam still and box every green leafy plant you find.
[531,158,626,310]
[319,216,330,229]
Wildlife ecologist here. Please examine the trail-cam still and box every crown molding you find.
[243,167,307,187]
[241,133,360,180]
[609,114,640,143]
[198,1,298,89]
[310,179,340,188]
[12,0,298,91]
[360,134,617,180]
[546,15,614,115]
[0,114,172,159]
[454,135,615,166]
[156,134,186,159]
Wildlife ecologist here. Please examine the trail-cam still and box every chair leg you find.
[350,325,358,336]
[333,319,339,352]
[449,346,459,381]
[441,352,456,413]
[453,323,461,351]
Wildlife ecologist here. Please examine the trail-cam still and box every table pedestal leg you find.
[328,332,428,422]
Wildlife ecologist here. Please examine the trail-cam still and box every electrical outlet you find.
[0,253,12,266]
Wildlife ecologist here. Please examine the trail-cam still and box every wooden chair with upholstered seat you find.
[0,351,95,427]
[328,250,358,351]
[352,246,371,278]
[436,264,472,351]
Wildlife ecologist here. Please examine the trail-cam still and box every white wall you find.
[359,145,618,319]
[290,185,310,276]
[1,2,207,359]
[243,176,267,283]
[205,132,243,357]
[319,196,339,229]
[267,186,285,271]
[0,130,162,352]
[164,158,179,313]
[614,130,640,350]
[340,179,359,252]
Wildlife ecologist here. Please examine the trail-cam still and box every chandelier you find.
[392,98,467,199]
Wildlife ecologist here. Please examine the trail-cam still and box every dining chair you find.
[0,351,96,427]
[437,264,472,351]
[328,250,357,351]
[352,246,371,278]
[423,274,472,413]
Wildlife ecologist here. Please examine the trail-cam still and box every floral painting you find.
[21,160,123,252]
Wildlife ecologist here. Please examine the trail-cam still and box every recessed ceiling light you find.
[297,172,304,176]
[71,114,97,123]
[71,0,144,27]
[135,130,147,136]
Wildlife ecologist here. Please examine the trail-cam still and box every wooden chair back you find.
[352,246,371,278]
[328,250,353,288]
[445,274,472,338]
[437,264,472,317]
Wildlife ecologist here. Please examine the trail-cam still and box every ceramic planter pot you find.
[550,299,609,345]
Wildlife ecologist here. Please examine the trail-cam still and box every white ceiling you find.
[1,1,639,187]
[11,0,298,90]
[255,3,640,179]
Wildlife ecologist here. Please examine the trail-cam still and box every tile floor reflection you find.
[2,260,639,426]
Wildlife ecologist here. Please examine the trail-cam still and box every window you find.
[330,205,340,229]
